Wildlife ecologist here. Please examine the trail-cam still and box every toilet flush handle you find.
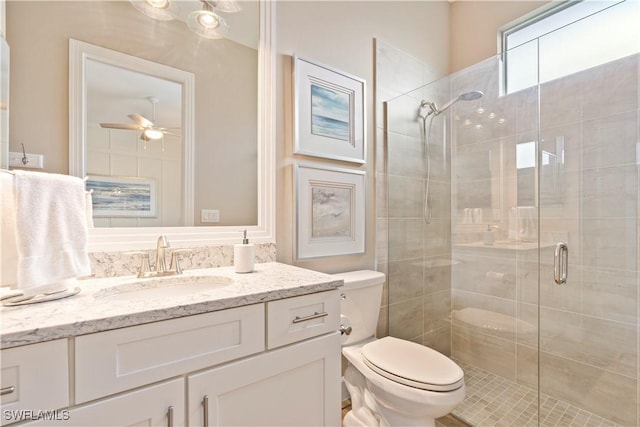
[339,324,352,335]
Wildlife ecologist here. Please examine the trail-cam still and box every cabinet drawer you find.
[1,339,69,426]
[75,304,264,404]
[266,290,339,349]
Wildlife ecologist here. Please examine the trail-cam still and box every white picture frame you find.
[293,55,366,164]
[86,175,157,217]
[295,162,365,259]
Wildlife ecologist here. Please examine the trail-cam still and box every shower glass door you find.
[536,4,640,425]
[383,5,639,422]
[446,39,542,426]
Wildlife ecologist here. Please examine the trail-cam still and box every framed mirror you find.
[70,39,196,228]
[6,0,274,251]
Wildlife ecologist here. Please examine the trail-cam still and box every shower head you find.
[420,90,484,117]
[458,90,484,101]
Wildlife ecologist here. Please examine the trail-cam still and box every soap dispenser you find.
[234,230,255,273]
[483,224,495,246]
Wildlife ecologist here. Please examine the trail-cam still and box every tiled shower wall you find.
[379,36,639,425]
[448,52,639,426]
[375,39,453,353]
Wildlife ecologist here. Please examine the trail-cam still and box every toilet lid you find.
[361,337,464,392]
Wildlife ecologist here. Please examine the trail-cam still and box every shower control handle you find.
[554,242,568,285]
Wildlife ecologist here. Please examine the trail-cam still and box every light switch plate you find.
[201,209,220,223]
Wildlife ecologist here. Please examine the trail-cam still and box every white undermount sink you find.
[96,275,233,302]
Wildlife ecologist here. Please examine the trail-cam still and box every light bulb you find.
[130,0,174,20]
[187,5,229,39]
[198,12,220,29]
[144,128,164,140]
[146,0,169,8]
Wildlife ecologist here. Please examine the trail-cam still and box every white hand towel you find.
[12,170,91,293]
[1,170,18,286]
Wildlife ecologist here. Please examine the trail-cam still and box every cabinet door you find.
[0,340,69,426]
[188,333,341,427]
[21,378,184,427]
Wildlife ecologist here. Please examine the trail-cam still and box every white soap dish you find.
[2,287,81,307]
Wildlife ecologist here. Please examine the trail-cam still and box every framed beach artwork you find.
[86,175,157,217]
[295,162,365,259]
[293,55,366,164]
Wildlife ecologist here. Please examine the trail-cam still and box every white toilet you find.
[335,270,465,427]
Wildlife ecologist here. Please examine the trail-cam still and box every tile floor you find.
[452,360,621,427]
[342,360,620,427]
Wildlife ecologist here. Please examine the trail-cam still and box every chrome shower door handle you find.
[554,242,568,285]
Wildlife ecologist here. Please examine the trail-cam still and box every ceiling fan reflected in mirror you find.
[99,96,180,142]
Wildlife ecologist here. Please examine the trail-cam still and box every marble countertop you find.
[0,262,343,350]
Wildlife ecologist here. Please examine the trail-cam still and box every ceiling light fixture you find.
[129,0,174,21]
[208,0,242,13]
[143,128,164,140]
[187,1,230,39]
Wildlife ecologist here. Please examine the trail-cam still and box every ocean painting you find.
[310,84,350,142]
[311,184,352,238]
[86,176,155,217]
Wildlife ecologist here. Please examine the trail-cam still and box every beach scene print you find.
[310,84,350,142]
[87,177,153,216]
[311,184,352,238]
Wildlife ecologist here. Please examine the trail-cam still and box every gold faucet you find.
[155,235,170,274]
[126,236,192,278]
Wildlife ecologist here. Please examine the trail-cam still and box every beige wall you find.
[450,0,551,73]
[275,1,451,273]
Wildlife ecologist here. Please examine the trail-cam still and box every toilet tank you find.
[332,270,385,346]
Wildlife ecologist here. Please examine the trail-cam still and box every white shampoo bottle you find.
[234,230,255,273]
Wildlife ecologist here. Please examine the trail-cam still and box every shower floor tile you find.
[452,360,621,427]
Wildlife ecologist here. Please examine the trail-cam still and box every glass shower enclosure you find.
[383,5,639,426]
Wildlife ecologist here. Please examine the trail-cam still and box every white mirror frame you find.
[69,1,275,252]
[69,38,196,228]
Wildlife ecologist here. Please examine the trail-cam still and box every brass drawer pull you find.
[1,386,15,396]
[167,406,174,427]
[292,312,329,324]
[203,395,209,426]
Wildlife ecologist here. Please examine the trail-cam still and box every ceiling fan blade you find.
[128,114,154,128]
[162,130,182,137]
[100,123,142,130]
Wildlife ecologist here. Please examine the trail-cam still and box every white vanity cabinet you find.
[187,290,341,427]
[1,289,341,427]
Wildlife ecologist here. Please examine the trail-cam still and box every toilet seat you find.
[361,336,464,392]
